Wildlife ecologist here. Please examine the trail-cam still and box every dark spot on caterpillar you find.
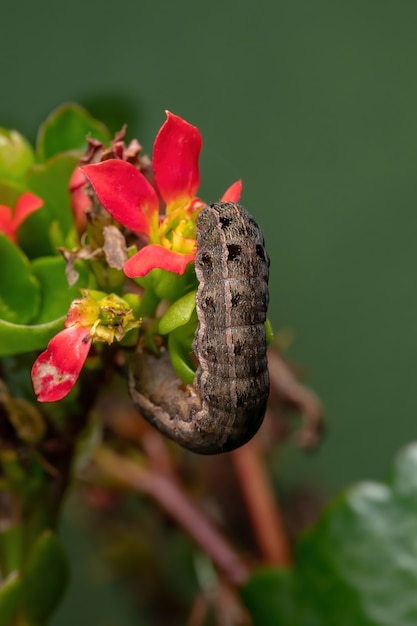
[207,344,217,355]
[233,340,244,356]
[256,244,267,262]
[203,295,216,312]
[231,292,240,307]
[227,243,241,261]
[201,252,212,267]
[220,216,232,229]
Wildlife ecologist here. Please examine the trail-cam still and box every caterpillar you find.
[129,202,270,454]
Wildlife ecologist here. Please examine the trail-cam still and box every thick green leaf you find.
[0,317,65,358]
[0,128,35,181]
[36,102,111,161]
[0,524,25,579]
[157,289,198,384]
[0,178,25,209]
[0,128,35,183]
[140,264,197,303]
[23,530,69,624]
[0,257,93,357]
[31,256,91,323]
[0,233,40,324]
[158,290,196,335]
[20,153,79,257]
[241,443,417,626]
[0,571,23,626]
[265,318,274,345]
[241,569,296,626]
[167,322,197,385]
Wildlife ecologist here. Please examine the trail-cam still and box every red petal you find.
[124,244,195,277]
[82,160,159,234]
[220,179,242,202]
[69,168,91,233]
[31,326,92,402]
[0,205,15,241]
[68,167,86,193]
[13,192,43,231]
[153,112,202,206]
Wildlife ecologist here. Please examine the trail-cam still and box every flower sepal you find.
[69,290,141,344]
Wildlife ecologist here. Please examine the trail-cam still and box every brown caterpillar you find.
[129,202,270,454]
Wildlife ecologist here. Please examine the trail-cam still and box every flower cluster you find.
[31,112,242,402]
[82,112,241,278]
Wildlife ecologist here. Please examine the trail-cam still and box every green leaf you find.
[139,264,197,303]
[23,530,70,625]
[0,572,23,626]
[0,234,40,324]
[241,443,417,626]
[0,317,65,358]
[0,524,25,579]
[167,322,197,385]
[31,256,91,324]
[0,128,35,182]
[0,178,25,207]
[0,256,93,357]
[158,290,196,335]
[241,569,296,626]
[265,318,274,345]
[160,291,198,384]
[36,102,111,161]
[20,153,79,257]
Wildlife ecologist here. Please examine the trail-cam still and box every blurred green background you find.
[1,0,417,622]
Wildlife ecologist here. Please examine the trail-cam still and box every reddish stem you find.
[93,446,250,586]
[231,438,292,567]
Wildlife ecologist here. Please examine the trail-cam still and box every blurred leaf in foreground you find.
[241,443,417,626]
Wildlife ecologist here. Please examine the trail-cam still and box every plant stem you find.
[93,446,250,586]
[231,439,292,567]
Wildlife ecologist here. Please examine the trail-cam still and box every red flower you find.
[68,127,149,235]
[31,325,92,402]
[32,291,140,402]
[82,112,241,278]
[0,192,43,243]
[68,167,91,233]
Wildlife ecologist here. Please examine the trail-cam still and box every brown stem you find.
[93,446,250,586]
[267,348,324,448]
[186,592,208,626]
[231,438,292,567]
[139,428,177,479]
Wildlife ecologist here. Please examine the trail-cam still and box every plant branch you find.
[93,446,250,586]
[231,438,292,567]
